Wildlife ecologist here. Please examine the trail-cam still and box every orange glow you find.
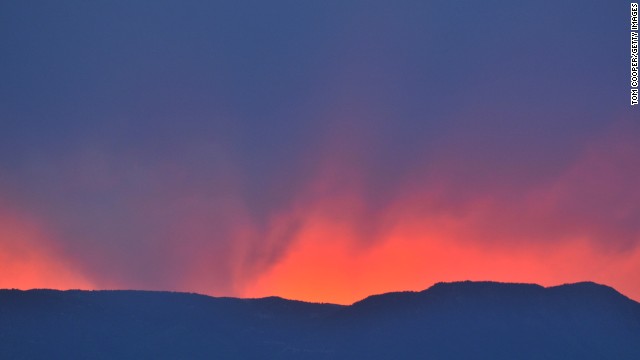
[2,121,639,305]
[0,206,93,290]
[243,120,640,304]
[244,211,640,304]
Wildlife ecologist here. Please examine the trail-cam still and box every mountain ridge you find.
[1,281,638,359]
[4,280,630,305]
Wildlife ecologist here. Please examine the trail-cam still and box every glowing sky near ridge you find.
[0,1,638,304]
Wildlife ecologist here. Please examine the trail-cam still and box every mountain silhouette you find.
[1,281,638,359]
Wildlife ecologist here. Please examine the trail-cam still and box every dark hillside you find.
[1,282,638,359]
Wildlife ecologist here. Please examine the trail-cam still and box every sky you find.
[1,1,638,304]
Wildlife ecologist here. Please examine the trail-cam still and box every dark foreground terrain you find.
[1,281,639,359]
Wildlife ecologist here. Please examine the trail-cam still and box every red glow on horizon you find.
[1,120,639,305]
[242,208,640,304]
[0,207,92,291]
[241,120,640,304]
